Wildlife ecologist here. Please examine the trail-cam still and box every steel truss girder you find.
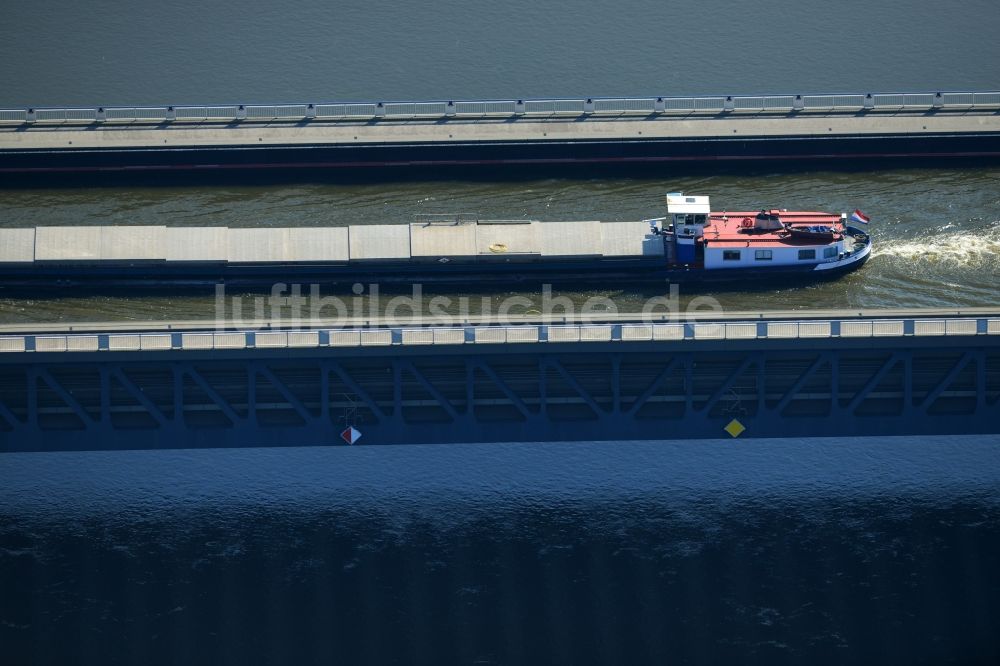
[0,345,996,451]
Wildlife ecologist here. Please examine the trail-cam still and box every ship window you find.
[824,246,838,258]
[754,249,773,261]
[798,249,816,260]
[723,250,741,261]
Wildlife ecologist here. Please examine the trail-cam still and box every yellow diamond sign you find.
[724,419,746,438]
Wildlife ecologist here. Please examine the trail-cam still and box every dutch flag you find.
[851,209,871,225]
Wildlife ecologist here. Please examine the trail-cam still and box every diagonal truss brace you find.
[543,357,603,416]
[398,360,459,420]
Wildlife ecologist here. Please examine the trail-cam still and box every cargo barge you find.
[0,194,871,289]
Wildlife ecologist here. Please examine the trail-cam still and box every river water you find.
[3,436,1000,664]
[1,0,999,107]
[1,1,999,663]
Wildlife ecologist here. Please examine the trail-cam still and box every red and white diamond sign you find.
[340,426,362,445]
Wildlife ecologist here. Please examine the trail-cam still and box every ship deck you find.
[705,210,844,248]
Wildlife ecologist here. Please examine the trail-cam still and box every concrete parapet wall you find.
[4,112,1000,153]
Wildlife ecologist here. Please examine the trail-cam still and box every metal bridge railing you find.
[3,90,999,126]
[1,316,997,354]
[103,106,171,122]
[593,97,657,114]
[313,103,380,119]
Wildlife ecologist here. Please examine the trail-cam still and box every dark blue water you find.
[3,436,999,665]
[2,0,998,107]
[3,2,999,663]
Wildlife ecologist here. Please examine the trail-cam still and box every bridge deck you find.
[1,309,998,451]
[4,91,1000,175]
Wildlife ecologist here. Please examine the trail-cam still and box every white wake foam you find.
[873,224,1000,267]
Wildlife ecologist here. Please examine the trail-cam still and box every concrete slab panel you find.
[600,221,665,257]
[540,221,603,256]
[35,226,102,261]
[410,222,477,258]
[476,220,539,255]
[349,225,410,260]
[0,228,35,262]
[167,227,228,262]
[228,228,288,263]
[287,227,349,262]
[101,226,166,261]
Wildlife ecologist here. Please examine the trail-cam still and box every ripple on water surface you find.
[0,168,998,323]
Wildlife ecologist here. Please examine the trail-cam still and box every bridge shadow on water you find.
[1,438,999,665]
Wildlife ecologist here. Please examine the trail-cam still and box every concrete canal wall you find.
[2,91,999,176]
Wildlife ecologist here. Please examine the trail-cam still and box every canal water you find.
[1,167,999,324]
[2,1,999,663]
